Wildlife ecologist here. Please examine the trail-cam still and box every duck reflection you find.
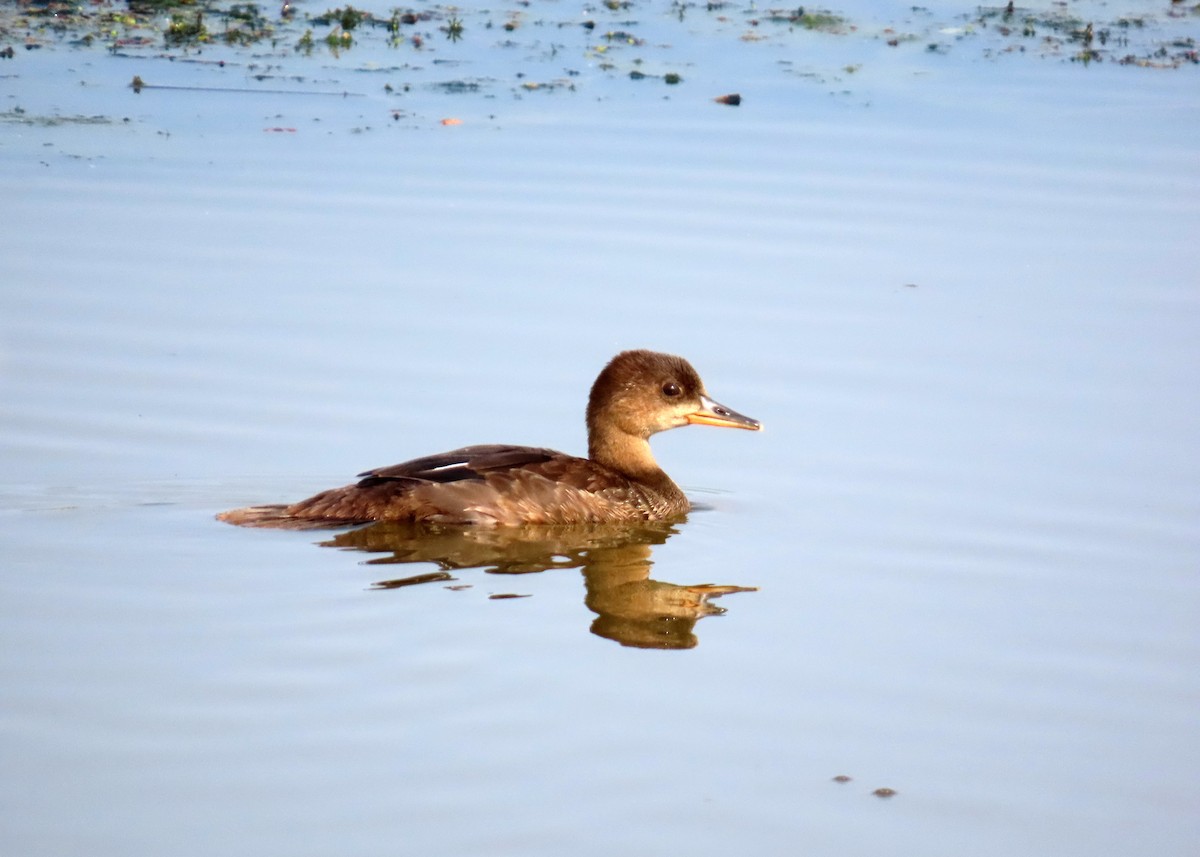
[320,521,755,649]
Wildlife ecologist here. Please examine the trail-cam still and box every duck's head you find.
[586,350,761,444]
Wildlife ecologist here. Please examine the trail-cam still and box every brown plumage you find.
[217,349,761,528]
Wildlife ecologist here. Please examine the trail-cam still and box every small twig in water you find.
[129,76,363,97]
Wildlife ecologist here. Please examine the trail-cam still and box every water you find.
[2,2,1199,855]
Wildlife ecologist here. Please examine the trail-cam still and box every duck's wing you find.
[220,445,653,528]
[326,444,647,525]
[356,444,563,485]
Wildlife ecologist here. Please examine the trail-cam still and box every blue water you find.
[3,2,1199,855]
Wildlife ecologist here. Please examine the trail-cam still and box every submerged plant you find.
[794,10,846,32]
[325,27,353,51]
[127,0,197,12]
[311,5,367,30]
[339,5,364,31]
[164,11,208,45]
[221,4,270,45]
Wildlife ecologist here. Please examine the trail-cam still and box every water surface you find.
[2,3,1199,855]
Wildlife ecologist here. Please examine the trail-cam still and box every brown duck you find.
[217,349,761,528]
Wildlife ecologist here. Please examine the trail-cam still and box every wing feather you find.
[225,444,680,527]
[357,445,560,484]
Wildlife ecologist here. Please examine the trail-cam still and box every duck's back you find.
[218,444,689,528]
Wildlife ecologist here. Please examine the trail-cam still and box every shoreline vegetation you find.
[2,1,1197,70]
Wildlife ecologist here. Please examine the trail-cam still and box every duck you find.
[217,349,761,528]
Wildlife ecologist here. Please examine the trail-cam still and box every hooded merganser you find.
[217,349,761,528]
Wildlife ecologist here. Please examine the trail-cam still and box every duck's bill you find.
[686,395,762,431]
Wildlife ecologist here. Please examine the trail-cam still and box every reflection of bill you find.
[583,545,756,650]
[330,521,756,650]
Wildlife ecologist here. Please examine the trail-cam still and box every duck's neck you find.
[588,429,681,495]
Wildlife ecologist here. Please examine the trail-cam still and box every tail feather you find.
[216,505,354,530]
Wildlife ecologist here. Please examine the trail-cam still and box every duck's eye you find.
[662,382,682,397]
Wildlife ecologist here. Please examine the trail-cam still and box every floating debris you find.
[714,93,742,106]
[129,76,363,97]
[604,30,645,46]
[432,79,484,94]
[370,571,455,590]
[1,109,113,126]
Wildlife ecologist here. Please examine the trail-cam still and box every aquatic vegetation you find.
[752,7,848,31]
[0,0,1195,75]
[128,0,199,11]
[311,6,367,31]
[165,11,208,45]
[1,107,114,126]
[970,3,1198,67]
[432,79,483,93]
[793,10,848,32]
[603,30,645,46]
[220,3,270,45]
[324,27,353,51]
[386,8,405,45]
[301,5,374,53]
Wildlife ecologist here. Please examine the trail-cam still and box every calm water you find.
[3,2,1199,855]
